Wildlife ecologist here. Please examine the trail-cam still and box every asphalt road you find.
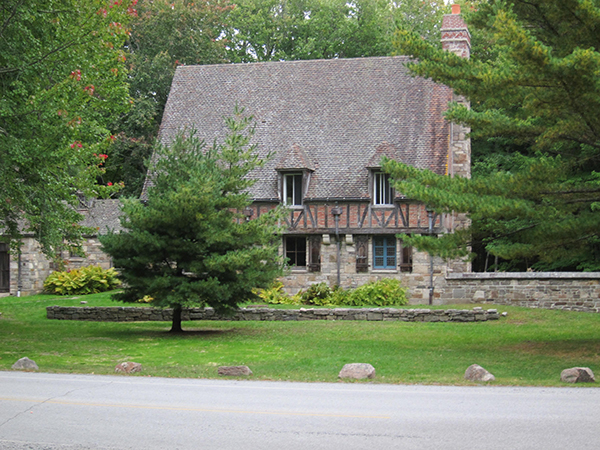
[1,371,599,449]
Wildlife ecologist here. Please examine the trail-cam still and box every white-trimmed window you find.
[283,173,303,206]
[373,172,393,205]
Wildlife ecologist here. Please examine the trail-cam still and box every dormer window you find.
[283,172,303,206]
[275,144,313,206]
[373,171,393,205]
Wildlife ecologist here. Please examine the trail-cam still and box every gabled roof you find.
[366,142,399,169]
[79,199,123,234]
[156,56,452,201]
[2,199,122,237]
[275,144,315,171]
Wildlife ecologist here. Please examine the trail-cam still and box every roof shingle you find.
[156,56,453,201]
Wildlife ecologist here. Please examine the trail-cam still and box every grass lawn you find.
[1,291,599,387]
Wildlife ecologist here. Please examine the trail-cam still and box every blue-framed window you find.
[373,236,396,269]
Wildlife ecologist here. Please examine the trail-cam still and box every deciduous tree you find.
[104,0,233,197]
[0,0,134,259]
[224,0,447,62]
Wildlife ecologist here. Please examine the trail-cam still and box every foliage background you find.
[0,0,135,258]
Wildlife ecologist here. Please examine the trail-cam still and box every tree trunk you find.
[170,304,183,333]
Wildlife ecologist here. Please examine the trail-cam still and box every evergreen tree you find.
[387,0,600,270]
[100,111,284,332]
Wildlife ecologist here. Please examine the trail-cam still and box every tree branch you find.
[540,187,600,195]
[0,0,25,39]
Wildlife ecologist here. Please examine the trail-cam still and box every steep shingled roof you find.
[275,144,315,171]
[153,56,452,201]
[79,199,123,234]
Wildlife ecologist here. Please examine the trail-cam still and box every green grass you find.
[1,291,599,386]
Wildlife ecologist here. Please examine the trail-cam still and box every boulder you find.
[560,367,595,383]
[338,363,376,380]
[115,362,143,374]
[464,364,495,382]
[218,365,253,376]
[12,357,39,371]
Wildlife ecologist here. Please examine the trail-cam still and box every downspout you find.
[331,204,342,287]
[427,207,434,305]
[17,249,22,297]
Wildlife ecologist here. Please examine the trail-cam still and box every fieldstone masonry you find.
[46,306,500,322]
[281,243,453,300]
[8,236,113,296]
[445,273,600,312]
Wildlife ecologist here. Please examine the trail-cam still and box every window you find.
[373,236,396,269]
[283,173,303,206]
[373,172,393,205]
[285,236,306,267]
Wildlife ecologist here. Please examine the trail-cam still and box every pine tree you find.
[100,111,284,332]
[387,0,600,270]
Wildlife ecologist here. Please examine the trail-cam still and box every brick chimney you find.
[441,4,471,58]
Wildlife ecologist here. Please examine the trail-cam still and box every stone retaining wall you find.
[444,273,600,312]
[46,306,500,322]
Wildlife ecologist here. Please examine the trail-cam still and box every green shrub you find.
[347,278,408,306]
[301,282,332,305]
[327,285,351,306]
[44,265,121,295]
[254,281,301,305]
[254,279,407,307]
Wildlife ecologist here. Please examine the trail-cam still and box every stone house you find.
[150,9,471,299]
[0,199,122,296]
[1,8,470,300]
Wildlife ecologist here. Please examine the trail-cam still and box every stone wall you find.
[46,305,500,322]
[443,273,600,312]
[8,237,113,296]
[9,238,53,295]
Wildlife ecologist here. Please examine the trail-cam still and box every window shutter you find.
[308,235,322,272]
[355,235,369,273]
